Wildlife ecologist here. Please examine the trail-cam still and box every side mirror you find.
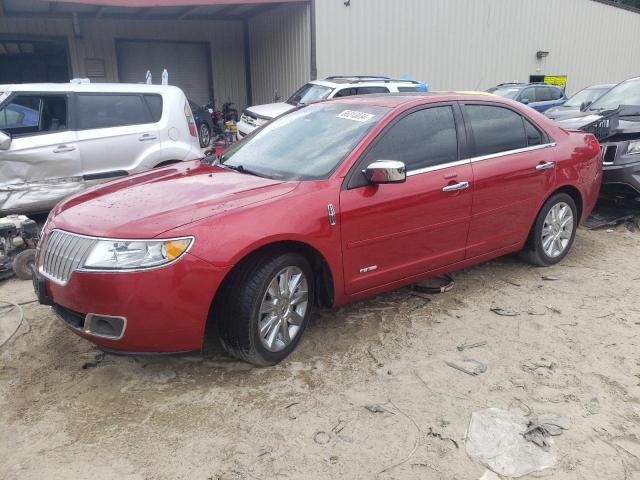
[521,98,531,105]
[580,101,592,111]
[0,131,11,151]
[363,160,406,184]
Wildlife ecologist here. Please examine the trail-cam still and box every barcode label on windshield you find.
[336,110,375,122]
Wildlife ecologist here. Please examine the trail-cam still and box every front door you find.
[340,104,473,295]
[461,102,557,258]
[0,93,82,213]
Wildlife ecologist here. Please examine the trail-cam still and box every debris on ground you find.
[523,414,570,450]
[490,307,519,317]
[466,408,557,477]
[457,340,487,352]
[364,404,390,414]
[81,352,112,369]
[445,358,487,376]
[411,274,454,294]
[541,275,560,281]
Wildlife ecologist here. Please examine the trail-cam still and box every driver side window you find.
[0,94,68,136]
[520,88,536,103]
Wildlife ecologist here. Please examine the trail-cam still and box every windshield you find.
[286,83,333,106]
[492,87,521,100]
[564,86,611,108]
[589,78,640,111]
[221,102,389,180]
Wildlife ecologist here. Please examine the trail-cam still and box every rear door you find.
[339,103,473,294]
[461,102,556,258]
[0,92,83,213]
[75,93,161,180]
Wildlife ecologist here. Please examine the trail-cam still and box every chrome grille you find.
[40,230,97,285]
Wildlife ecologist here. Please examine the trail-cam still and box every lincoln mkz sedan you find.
[33,93,603,365]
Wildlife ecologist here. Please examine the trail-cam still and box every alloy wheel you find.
[541,202,574,258]
[199,124,210,146]
[258,266,309,352]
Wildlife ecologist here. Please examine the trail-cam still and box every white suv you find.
[237,76,427,139]
[0,82,202,215]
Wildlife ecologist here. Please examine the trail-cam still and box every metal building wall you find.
[249,2,311,105]
[314,0,640,94]
[0,16,247,109]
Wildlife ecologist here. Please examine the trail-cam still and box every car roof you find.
[322,92,504,108]
[586,84,617,89]
[311,77,423,88]
[0,82,184,94]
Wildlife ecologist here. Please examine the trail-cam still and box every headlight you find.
[81,237,193,271]
[627,140,640,155]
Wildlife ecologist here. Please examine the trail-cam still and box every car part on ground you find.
[0,215,39,281]
[32,93,602,365]
[0,82,202,215]
[236,75,428,139]
[554,76,640,199]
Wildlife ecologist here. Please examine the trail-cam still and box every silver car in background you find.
[0,82,202,215]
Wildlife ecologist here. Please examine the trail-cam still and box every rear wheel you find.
[198,123,211,148]
[520,193,577,266]
[217,252,314,366]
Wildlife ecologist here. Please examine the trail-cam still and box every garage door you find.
[116,40,212,105]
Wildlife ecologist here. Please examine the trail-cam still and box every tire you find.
[198,123,211,148]
[520,193,577,267]
[217,252,314,366]
[13,249,36,280]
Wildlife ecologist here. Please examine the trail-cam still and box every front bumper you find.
[236,119,258,140]
[601,143,640,194]
[34,253,227,353]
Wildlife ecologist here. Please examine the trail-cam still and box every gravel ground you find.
[1,226,639,480]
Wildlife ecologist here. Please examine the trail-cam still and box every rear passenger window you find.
[520,88,536,103]
[333,88,356,98]
[524,119,543,146]
[144,95,163,122]
[549,88,563,100]
[77,94,151,129]
[398,86,419,92]
[465,105,526,156]
[356,86,389,95]
[535,87,552,102]
[364,106,458,172]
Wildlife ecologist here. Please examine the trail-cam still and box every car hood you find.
[49,160,298,238]
[553,112,604,129]
[544,105,580,120]
[246,102,295,120]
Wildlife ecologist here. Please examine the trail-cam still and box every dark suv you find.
[489,83,567,113]
[554,76,640,198]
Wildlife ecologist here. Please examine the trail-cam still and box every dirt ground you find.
[1,225,640,480]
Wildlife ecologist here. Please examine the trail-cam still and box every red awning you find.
[49,0,301,6]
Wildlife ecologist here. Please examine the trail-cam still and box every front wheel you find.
[198,123,211,148]
[520,193,577,267]
[217,252,314,366]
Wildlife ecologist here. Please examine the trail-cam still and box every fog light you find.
[84,314,126,340]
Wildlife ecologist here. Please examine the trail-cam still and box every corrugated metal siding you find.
[0,17,247,109]
[314,0,640,94]
[249,2,310,105]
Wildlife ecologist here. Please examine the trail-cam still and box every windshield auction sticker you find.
[336,110,375,122]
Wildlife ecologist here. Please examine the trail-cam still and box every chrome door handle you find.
[139,134,158,141]
[53,145,76,153]
[536,161,555,171]
[442,181,469,192]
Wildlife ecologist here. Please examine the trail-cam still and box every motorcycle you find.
[206,100,238,138]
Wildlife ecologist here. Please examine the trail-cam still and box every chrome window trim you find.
[406,159,470,177]
[468,142,557,164]
[405,143,556,177]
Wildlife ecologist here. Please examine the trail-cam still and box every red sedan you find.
[33,93,602,365]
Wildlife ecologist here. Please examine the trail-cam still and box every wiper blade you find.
[223,163,266,178]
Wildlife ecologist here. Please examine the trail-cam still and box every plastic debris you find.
[490,307,519,316]
[445,358,487,376]
[466,408,557,477]
[523,414,570,450]
[364,404,389,414]
[457,340,487,352]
